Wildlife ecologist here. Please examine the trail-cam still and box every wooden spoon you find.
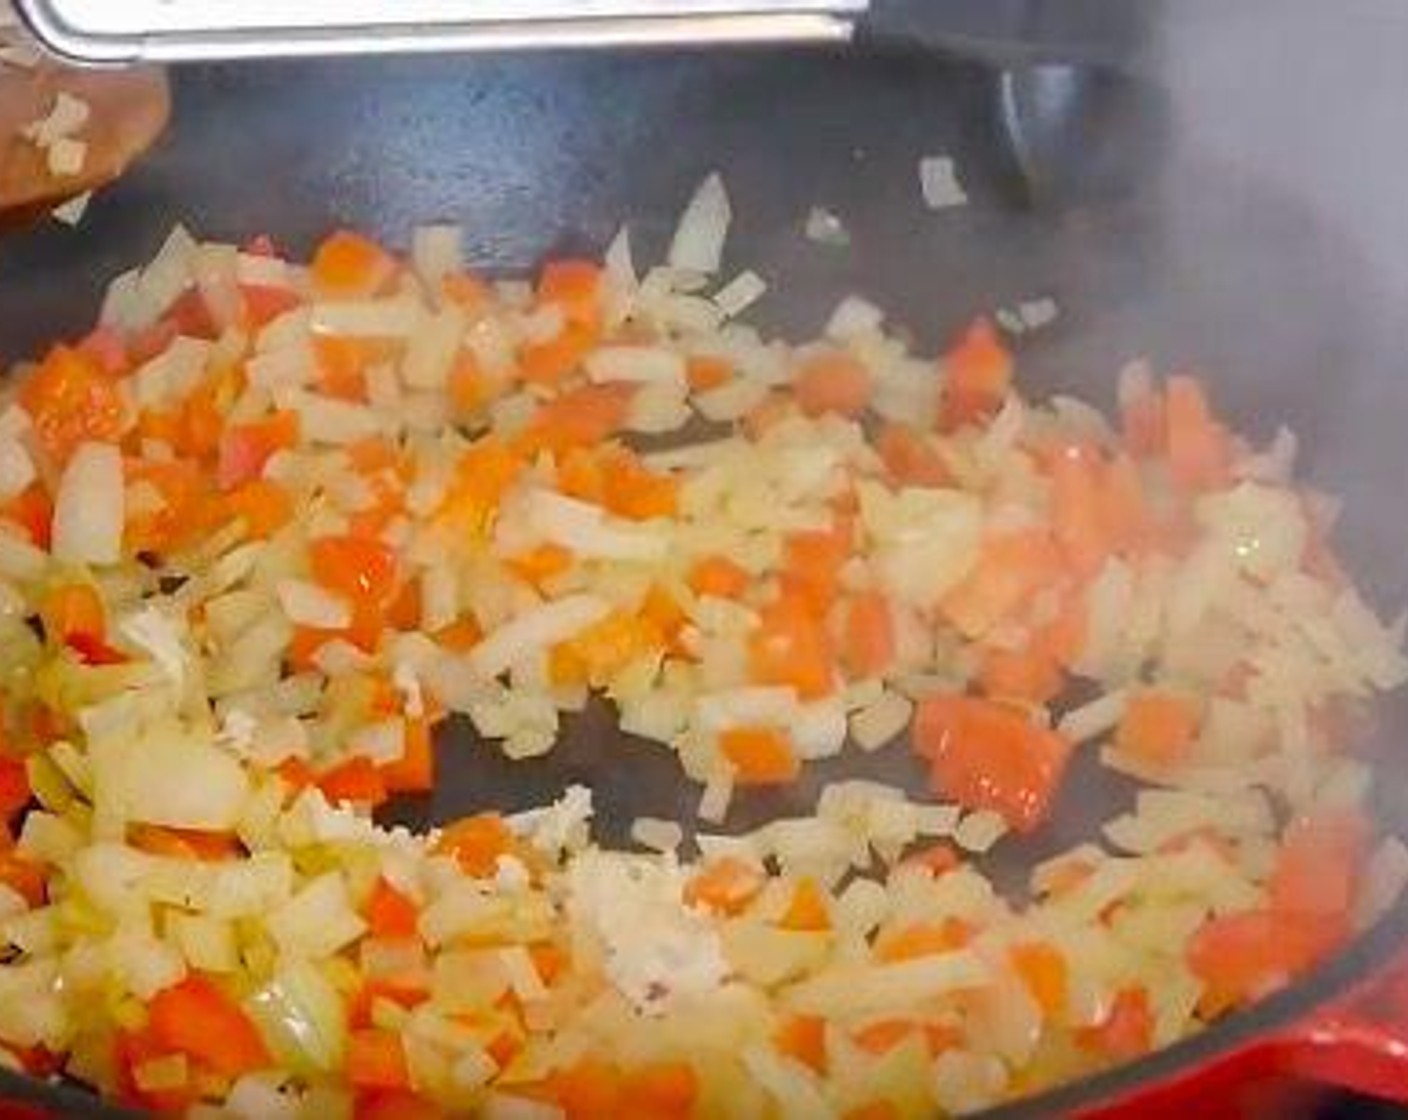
[0,64,169,225]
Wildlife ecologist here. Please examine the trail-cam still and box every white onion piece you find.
[92,725,250,831]
[919,155,969,209]
[668,172,732,275]
[467,595,612,680]
[412,224,464,290]
[585,345,686,388]
[52,441,124,566]
[0,436,35,500]
[714,270,768,319]
[276,579,352,630]
[524,490,668,562]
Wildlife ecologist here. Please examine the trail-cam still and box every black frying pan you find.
[3,6,1408,1116]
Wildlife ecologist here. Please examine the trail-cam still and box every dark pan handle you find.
[857,0,1155,70]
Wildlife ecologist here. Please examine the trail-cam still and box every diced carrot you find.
[520,322,599,387]
[774,1015,827,1075]
[1186,909,1338,1015]
[778,877,831,932]
[551,1057,621,1118]
[940,318,1012,431]
[125,457,208,557]
[529,943,568,987]
[310,534,399,609]
[380,719,435,794]
[313,335,372,402]
[18,345,127,465]
[794,352,872,417]
[877,423,951,488]
[39,583,106,648]
[447,350,494,416]
[719,726,800,786]
[876,918,972,963]
[1164,375,1231,492]
[318,756,389,808]
[1,483,52,548]
[978,646,1063,705]
[641,585,688,657]
[436,813,512,878]
[224,480,293,539]
[912,695,1073,833]
[1077,986,1152,1061]
[384,578,422,632]
[1049,443,1111,577]
[684,856,766,916]
[598,448,679,521]
[781,527,849,613]
[842,592,897,679]
[437,435,526,534]
[689,555,751,600]
[1010,941,1068,1019]
[130,826,243,862]
[555,609,661,688]
[537,259,603,328]
[240,284,303,330]
[940,528,1065,640]
[624,1061,698,1114]
[1269,811,1368,920]
[517,383,635,458]
[0,850,46,907]
[748,596,835,700]
[432,617,482,653]
[347,1029,410,1090]
[217,410,300,490]
[852,1020,916,1056]
[166,288,220,340]
[312,230,396,297]
[148,975,270,1079]
[504,544,573,589]
[364,876,420,940]
[686,355,733,392]
[1115,690,1202,767]
[355,1090,445,1120]
[0,757,29,823]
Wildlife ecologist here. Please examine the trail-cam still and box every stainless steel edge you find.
[13,1,859,64]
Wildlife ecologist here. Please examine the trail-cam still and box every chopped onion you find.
[267,872,367,960]
[714,270,768,318]
[276,578,352,630]
[467,595,612,680]
[919,155,969,210]
[585,345,686,387]
[52,441,124,566]
[804,206,850,247]
[824,294,884,340]
[412,224,464,290]
[91,723,250,831]
[668,172,732,275]
[524,490,668,561]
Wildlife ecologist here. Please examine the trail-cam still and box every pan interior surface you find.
[2,41,1407,1117]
